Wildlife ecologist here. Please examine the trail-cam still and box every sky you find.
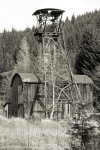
[0,0,100,32]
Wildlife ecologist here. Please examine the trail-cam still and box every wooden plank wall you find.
[63,84,93,119]
[78,84,93,113]
[23,83,38,117]
[11,75,22,117]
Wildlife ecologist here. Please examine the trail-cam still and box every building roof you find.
[52,74,94,84]
[3,101,11,107]
[11,73,93,86]
[11,73,41,86]
[33,8,65,16]
[18,73,40,83]
[73,75,93,84]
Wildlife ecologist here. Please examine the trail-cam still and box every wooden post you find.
[26,82,29,117]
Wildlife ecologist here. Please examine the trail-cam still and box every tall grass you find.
[0,116,70,150]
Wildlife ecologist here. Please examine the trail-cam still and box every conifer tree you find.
[4,53,15,71]
[69,102,100,150]
[15,36,31,73]
[75,26,100,76]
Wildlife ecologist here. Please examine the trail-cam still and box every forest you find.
[0,9,100,112]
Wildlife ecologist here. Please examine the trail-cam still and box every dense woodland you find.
[0,9,100,111]
[0,9,100,150]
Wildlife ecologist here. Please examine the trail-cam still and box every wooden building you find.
[75,75,93,111]
[3,101,11,118]
[0,100,4,116]
[10,73,94,119]
[11,73,44,118]
[63,75,94,119]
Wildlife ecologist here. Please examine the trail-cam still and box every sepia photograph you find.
[0,0,100,149]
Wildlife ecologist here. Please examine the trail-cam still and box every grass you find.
[0,115,70,150]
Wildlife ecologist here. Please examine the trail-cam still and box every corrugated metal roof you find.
[73,75,93,84]
[11,73,41,86]
[36,74,93,84]
[47,74,93,84]
[18,73,40,83]
[49,74,93,84]
[11,73,93,86]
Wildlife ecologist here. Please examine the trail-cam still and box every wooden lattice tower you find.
[33,8,82,119]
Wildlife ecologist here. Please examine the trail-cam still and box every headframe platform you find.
[33,8,65,41]
[33,8,65,16]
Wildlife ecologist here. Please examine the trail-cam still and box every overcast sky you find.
[0,0,100,32]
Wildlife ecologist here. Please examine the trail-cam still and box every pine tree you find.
[91,66,100,112]
[24,26,39,73]
[4,53,15,71]
[71,14,76,25]
[15,36,31,73]
[75,26,100,76]
[69,102,100,150]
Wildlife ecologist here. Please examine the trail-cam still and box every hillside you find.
[0,9,100,108]
[0,115,70,150]
[0,8,100,150]
[0,114,100,150]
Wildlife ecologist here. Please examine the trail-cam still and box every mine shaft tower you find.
[33,8,81,119]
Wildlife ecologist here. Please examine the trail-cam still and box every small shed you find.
[74,75,93,101]
[3,101,11,118]
[63,75,94,119]
[11,73,45,118]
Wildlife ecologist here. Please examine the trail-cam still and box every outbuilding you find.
[10,73,94,119]
[3,101,11,118]
[63,75,94,119]
[11,73,45,118]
